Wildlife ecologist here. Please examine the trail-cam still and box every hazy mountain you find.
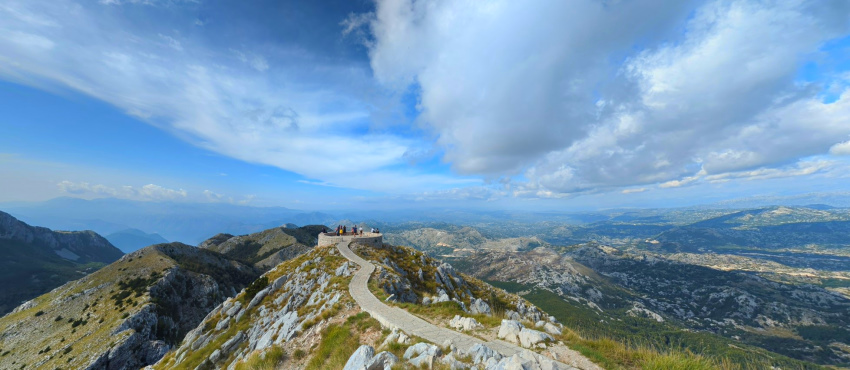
[0,210,124,315]
[105,228,169,253]
[2,197,337,245]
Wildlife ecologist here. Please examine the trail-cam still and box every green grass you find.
[304,312,380,370]
[233,346,286,370]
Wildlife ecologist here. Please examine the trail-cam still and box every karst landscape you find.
[2,0,850,369]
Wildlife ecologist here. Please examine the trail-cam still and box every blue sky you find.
[1,0,850,211]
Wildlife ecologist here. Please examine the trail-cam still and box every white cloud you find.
[57,181,187,201]
[830,140,850,155]
[622,188,648,194]
[0,0,453,195]
[158,34,183,51]
[360,0,850,195]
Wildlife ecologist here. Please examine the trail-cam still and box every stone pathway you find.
[336,241,576,369]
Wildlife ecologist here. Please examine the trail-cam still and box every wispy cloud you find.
[58,181,187,201]
[0,0,447,195]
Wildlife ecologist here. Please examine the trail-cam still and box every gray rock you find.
[468,343,503,364]
[366,351,399,370]
[518,328,553,348]
[403,342,442,359]
[408,354,436,368]
[543,322,562,336]
[209,349,222,364]
[343,345,375,370]
[215,317,231,331]
[440,353,468,369]
[222,331,246,354]
[497,319,523,344]
[469,298,492,315]
[225,301,242,317]
[449,315,483,331]
[336,262,352,277]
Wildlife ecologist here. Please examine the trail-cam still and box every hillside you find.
[151,239,605,370]
[0,211,124,315]
[0,242,259,369]
[453,245,850,367]
[198,225,325,270]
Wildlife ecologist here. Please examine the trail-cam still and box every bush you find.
[242,276,270,304]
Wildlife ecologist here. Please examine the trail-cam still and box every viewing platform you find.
[317,231,382,248]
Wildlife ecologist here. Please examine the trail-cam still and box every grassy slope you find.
[0,247,174,369]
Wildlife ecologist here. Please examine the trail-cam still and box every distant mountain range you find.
[0,210,123,314]
[1,197,337,245]
[105,228,169,253]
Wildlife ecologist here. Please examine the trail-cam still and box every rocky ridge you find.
[0,242,257,370]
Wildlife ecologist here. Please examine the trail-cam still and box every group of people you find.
[327,225,380,236]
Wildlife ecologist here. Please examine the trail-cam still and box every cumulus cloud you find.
[58,181,187,200]
[358,0,850,194]
[831,140,850,155]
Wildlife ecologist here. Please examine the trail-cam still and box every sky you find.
[1,0,850,212]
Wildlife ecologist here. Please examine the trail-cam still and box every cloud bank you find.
[358,0,850,195]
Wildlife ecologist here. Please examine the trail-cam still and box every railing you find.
[320,232,382,237]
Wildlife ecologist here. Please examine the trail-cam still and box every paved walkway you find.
[336,241,575,369]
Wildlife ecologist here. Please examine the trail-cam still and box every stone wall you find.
[318,232,383,248]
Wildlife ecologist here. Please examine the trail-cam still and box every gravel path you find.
[336,240,576,369]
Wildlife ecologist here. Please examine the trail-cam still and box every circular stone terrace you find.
[317,231,382,248]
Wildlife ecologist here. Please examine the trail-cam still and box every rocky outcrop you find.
[158,249,351,369]
[449,315,483,331]
[342,345,400,370]
[498,320,553,348]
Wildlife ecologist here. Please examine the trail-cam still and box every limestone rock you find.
[343,345,375,370]
[468,343,503,364]
[518,328,553,348]
[403,342,442,359]
[366,351,399,370]
[408,354,436,368]
[497,319,524,344]
[449,315,483,331]
[469,298,492,315]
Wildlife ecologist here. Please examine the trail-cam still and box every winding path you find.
[335,240,576,369]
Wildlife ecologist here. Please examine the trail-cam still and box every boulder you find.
[518,328,553,348]
[469,298,492,315]
[403,342,442,359]
[408,354,436,368]
[468,343,502,364]
[543,322,562,336]
[366,351,399,370]
[497,320,523,344]
[335,262,352,277]
[440,353,468,369]
[449,315,483,331]
[343,345,375,370]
